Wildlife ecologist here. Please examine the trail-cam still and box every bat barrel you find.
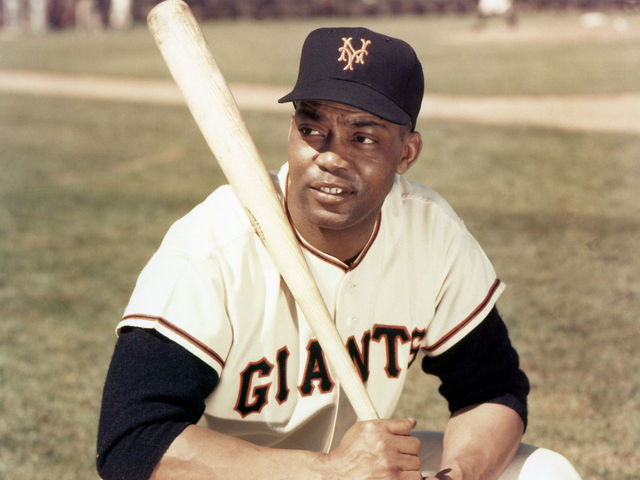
[147,0,379,421]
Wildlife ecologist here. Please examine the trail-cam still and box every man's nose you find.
[315,137,351,173]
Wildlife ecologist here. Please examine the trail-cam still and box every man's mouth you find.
[308,179,355,204]
[319,186,345,195]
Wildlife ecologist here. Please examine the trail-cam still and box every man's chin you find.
[308,214,353,232]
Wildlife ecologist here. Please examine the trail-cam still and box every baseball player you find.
[97,27,581,480]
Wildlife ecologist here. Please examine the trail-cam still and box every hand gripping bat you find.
[147,0,378,421]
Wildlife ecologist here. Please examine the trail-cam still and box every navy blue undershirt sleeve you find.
[96,327,219,480]
[421,307,530,427]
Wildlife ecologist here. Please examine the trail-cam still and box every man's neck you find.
[289,215,380,264]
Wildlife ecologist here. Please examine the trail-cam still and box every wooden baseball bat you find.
[147,0,378,421]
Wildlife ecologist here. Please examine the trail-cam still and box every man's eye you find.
[300,127,320,136]
[355,135,375,144]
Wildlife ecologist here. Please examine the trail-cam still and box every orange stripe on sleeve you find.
[423,278,502,354]
[121,314,225,369]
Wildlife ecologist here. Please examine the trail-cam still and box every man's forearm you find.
[151,417,423,480]
[150,424,327,480]
[433,403,524,480]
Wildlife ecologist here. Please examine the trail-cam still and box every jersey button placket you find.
[337,273,362,332]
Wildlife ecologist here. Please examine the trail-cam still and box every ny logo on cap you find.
[338,37,372,71]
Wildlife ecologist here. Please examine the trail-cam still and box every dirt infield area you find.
[2,68,639,134]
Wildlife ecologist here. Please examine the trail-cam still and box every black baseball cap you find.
[279,27,424,129]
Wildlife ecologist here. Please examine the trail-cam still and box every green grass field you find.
[1,10,639,479]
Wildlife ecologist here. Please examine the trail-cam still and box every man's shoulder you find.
[387,175,464,227]
[153,166,286,265]
[158,185,256,262]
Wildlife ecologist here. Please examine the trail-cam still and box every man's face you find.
[286,101,421,253]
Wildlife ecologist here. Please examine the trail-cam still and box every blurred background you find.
[1,1,639,479]
[1,0,639,31]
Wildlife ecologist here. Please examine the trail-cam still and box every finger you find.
[396,434,422,455]
[396,452,423,471]
[400,472,425,480]
[384,417,417,435]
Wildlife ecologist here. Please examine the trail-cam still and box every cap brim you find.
[278,78,411,126]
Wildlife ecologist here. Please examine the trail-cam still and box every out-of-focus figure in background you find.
[2,0,49,32]
[1,0,132,32]
[475,0,518,29]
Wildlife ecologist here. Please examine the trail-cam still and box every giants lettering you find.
[408,328,426,367]
[234,357,273,417]
[234,324,420,417]
[298,340,334,396]
[275,346,290,404]
[346,331,371,382]
[372,324,410,378]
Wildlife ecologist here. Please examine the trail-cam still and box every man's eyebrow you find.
[294,104,322,121]
[348,118,388,129]
[294,103,388,129]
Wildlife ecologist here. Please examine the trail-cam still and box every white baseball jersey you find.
[117,163,504,452]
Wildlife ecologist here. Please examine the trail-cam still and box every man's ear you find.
[396,131,422,175]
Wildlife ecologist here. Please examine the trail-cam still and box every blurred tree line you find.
[1,0,638,32]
